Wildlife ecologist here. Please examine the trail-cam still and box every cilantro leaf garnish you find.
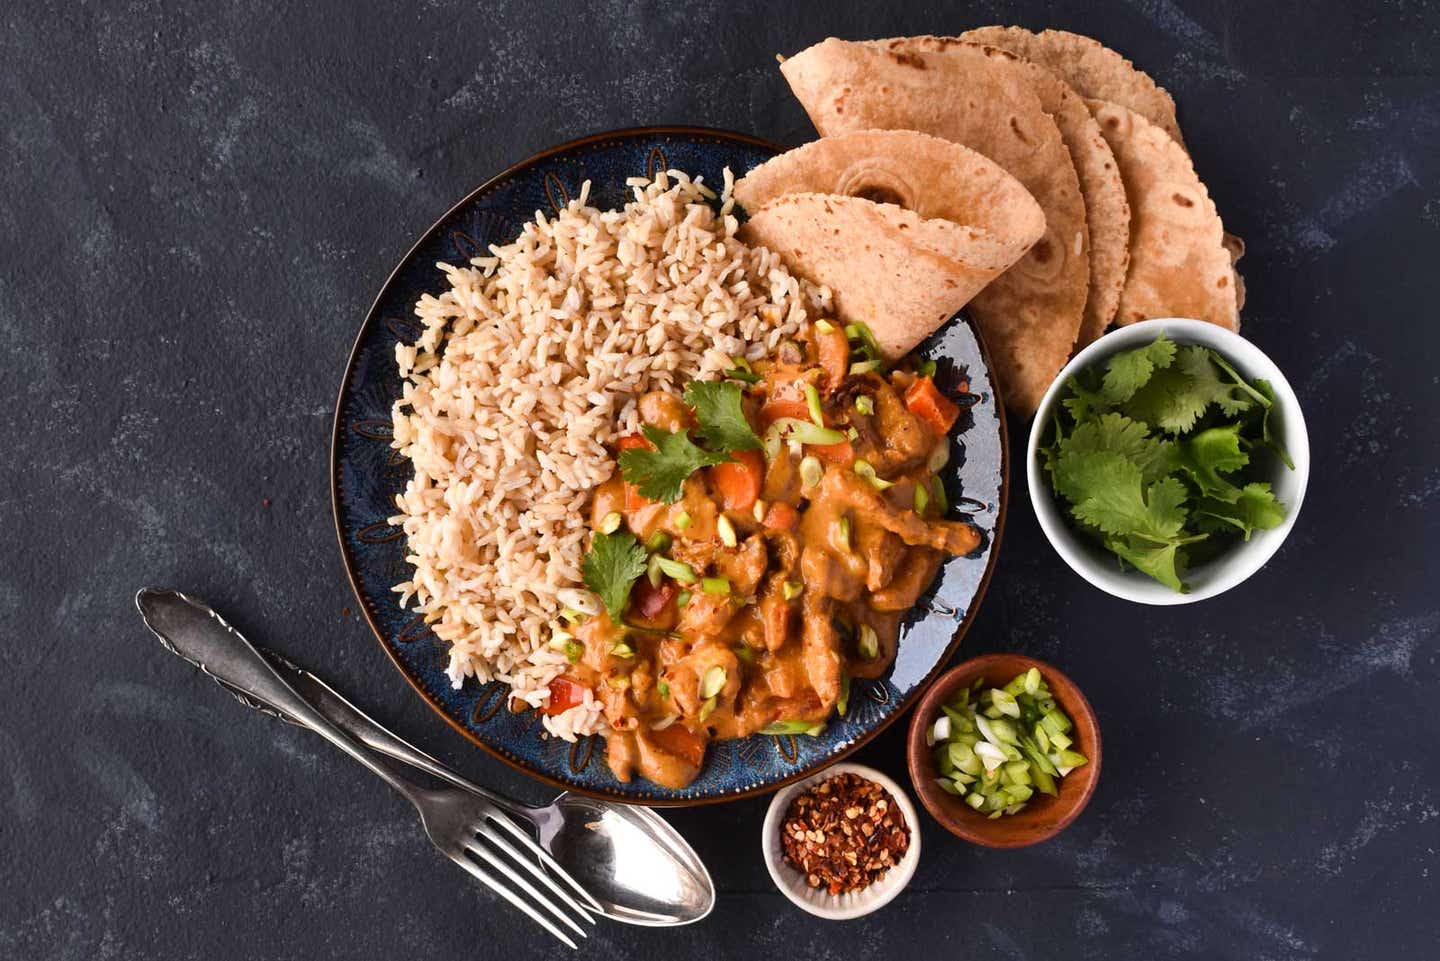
[1100,333,1176,404]
[1177,424,1249,502]
[581,530,648,623]
[1124,346,1255,434]
[618,424,729,504]
[1252,379,1295,469]
[1042,333,1295,592]
[1062,412,1176,485]
[1194,483,1287,540]
[1054,451,1188,544]
[1105,536,1185,592]
[1060,373,1107,424]
[685,380,762,453]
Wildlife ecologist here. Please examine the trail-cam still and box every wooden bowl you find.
[906,654,1101,848]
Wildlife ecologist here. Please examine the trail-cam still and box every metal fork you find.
[135,587,598,948]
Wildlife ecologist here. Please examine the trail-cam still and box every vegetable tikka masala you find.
[543,320,981,788]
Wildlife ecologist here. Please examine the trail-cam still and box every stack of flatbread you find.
[735,29,1242,417]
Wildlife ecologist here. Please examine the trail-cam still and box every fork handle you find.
[234,649,526,818]
[136,588,430,805]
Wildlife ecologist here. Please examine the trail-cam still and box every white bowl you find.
[761,762,921,919]
[1026,318,1310,605]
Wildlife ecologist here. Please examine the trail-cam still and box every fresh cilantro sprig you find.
[619,425,728,503]
[616,380,760,504]
[581,530,648,623]
[684,380,762,453]
[1043,334,1293,592]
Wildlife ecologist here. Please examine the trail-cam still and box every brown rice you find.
[388,169,831,740]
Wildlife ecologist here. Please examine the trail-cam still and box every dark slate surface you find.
[3,1,1437,958]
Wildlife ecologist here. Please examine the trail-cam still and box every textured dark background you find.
[4,1,1438,958]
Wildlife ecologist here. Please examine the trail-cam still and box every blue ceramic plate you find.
[331,127,1008,804]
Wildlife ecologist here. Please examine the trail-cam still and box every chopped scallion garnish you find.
[849,360,881,375]
[913,481,929,516]
[759,719,825,736]
[655,556,696,583]
[763,418,846,458]
[857,623,878,659]
[674,510,692,530]
[931,477,949,515]
[598,511,622,535]
[853,459,894,491]
[803,382,825,428]
[799,455,823,489]
[701,576,731,595]
[645,531,672,553]
[782,580,803,601]
[927,669,1085,816]
[854,395,874,416]
[699,665,727,699]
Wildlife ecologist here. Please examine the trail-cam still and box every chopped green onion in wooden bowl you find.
[925,668,1088,819]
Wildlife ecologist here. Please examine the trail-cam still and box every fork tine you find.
[464,833,589,938]
[443,848,578,950]
[483,811,605,914]
[476,820,597,924]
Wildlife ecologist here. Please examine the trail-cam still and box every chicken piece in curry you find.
[542,321,982,789]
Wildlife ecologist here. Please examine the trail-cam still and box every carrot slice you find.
[814,324,850,391]
[904,376,961,435]
[709,449,765,512]
[543,677,589,716]
[762,501,799,531]
[809,439,854,466]
[649,723,707,768]
[759,398,810,427]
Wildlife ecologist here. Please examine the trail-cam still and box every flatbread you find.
[961,26,1185,148]
[1088,99,1239,331]
[781,37,1089,416]
[867,37,1129,352]
[734,130,1045,253]
[738,194,1038,358]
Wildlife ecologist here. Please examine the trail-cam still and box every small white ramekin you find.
[761,762,921,919]
[1027,318,1310,605]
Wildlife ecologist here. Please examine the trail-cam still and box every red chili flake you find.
[779,772,910,895]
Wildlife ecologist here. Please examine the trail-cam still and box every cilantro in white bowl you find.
[1026,318,1310,605]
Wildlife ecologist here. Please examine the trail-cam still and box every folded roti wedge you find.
[738,193,1039,358]
[864,37,1130,351]
[780,37,1089,415]
[734,129,1045,260]
[1088,99,1239,331]
[962,25,1185,148]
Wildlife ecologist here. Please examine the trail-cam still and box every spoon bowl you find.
[533,793,715,926]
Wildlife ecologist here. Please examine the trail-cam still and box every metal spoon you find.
[136,588,715,927]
